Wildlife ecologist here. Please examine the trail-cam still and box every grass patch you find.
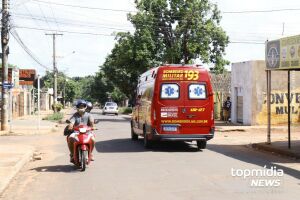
[119,107,133,114]
[43,112,64,121]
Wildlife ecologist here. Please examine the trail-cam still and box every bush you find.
[119,107,132,114]
[52,103,63,112]
[43,112,64,121]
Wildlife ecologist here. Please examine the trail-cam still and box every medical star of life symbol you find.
[165,86,175,96]
[194,87,203,96]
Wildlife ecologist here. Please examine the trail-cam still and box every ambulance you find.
[131,64,214,149]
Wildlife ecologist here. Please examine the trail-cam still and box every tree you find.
[65,80,79,103]
[110,87,127,104]
[102,32,152,100]
[129,0,229,72]
[102,0,229,99]
[40,71,80,103]
[90,71,114,104]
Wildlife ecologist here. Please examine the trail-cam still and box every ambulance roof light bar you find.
[163,64,203,68]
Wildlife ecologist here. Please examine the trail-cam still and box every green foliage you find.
[110,87,127,104]
[129,0,229,70]
[40,71,122,105]
[43,112,64,121]
[119,107,133,114]
[74,76,96,102]
[102,32,152,100]
[65,79,80,102]
[52,103,63,112]
[41,71,80,103]
[69,73,119,105]
[102,0,229,99]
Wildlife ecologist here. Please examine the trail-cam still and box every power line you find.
[32,0,136,13]
[11,12,169,30]
[10,28,50,70]
[32,0,300,15]
[13,25,115,36]
[37,2,52,30]
[12,12,134,28]
[10,13,287,46]
[10,0,32,9]
[223,8,300,14]
[12,13,133,31]
[13,24,267,45]
[23,4,52,50]
[230,41,265,44]
[49,3,60,31]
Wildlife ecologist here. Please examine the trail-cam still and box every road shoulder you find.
[0,144,34,196]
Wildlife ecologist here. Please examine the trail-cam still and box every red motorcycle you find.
[67,124,95,171]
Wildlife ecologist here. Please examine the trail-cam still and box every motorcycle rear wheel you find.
[81,150,88,171]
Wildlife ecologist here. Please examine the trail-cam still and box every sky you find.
[6,0,300,77]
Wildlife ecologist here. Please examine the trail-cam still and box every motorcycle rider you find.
[86,101,93,113]
[67,100,95,162]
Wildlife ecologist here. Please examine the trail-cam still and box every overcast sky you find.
[7,0,300,77]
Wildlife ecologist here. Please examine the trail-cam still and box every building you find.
[231,60,300,125]
[1,67,54,120]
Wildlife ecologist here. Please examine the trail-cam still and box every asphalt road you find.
[1,109,300,200]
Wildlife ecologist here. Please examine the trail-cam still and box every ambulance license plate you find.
[163,126,177,132]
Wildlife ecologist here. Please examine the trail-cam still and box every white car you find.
[103,102,119,115]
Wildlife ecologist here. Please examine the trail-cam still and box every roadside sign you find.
[2,82,14,89]
[266,34,300,70]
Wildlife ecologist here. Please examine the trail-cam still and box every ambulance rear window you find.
[188,84,207,99]
[160,83,180,99]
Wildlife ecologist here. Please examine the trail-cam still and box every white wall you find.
[231,61,258,125]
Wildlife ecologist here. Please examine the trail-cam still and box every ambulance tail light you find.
[211,110,214,120]
[153,109,156,121]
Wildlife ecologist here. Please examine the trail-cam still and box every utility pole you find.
[45,33,62,112]
[1,0,10,131]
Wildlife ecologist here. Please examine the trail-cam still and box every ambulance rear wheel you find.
[143,129,152,149]
[197,141,207,150]
[131,126,138,141]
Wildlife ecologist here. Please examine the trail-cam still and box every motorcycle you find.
[66,121,94,171]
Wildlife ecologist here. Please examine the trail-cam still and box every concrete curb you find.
[251,143,300,159]
[0,146,34,196]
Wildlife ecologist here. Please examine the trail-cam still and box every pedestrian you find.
[223,96,231,123]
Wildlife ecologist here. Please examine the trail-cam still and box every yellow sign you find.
[162,70,199,81]
[256,88,300,125]
[266,34,300,70]
[190,108,206,112]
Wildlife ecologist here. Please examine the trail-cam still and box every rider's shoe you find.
[90,153,95,161]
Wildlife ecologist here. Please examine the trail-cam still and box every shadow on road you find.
[94,117,130,123]
[31,165,77,173]
[95,138,200,153]
[207,144,300,180]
